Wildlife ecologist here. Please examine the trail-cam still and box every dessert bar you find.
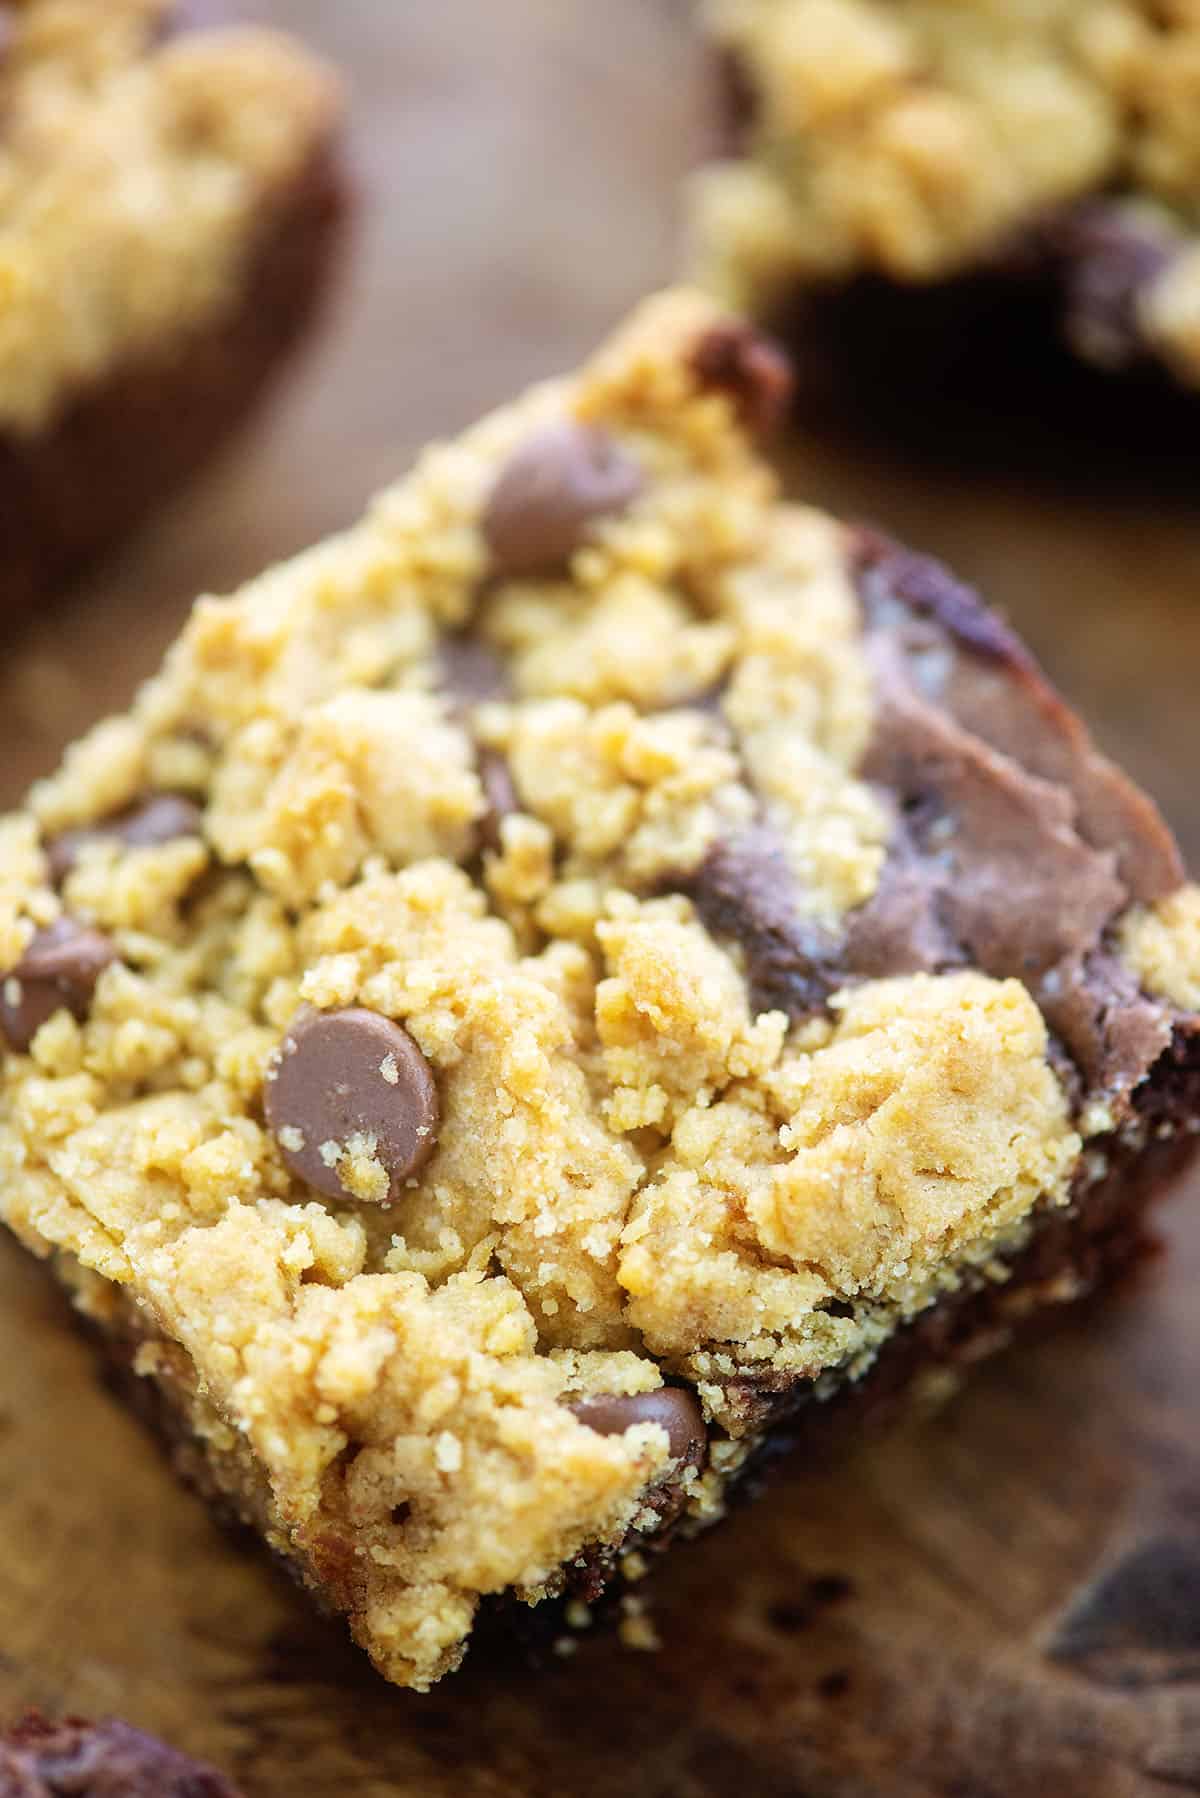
[2,292,1198,1688]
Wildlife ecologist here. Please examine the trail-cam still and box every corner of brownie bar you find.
[1,287,1198,1690]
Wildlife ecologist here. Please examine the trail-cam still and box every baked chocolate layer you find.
[0,1711,242,1797]
[0,134,347,613]
[766,262,1199,482]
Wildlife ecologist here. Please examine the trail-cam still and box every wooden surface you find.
[3,5,1200,1793]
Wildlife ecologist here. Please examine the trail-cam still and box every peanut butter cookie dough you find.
[692,1,1200,402]
[0,0,346,607]
[2,291,1198,1690]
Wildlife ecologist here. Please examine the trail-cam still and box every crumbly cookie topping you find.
[1120,884,1200,1012]
[692,0,1200,383]
[0,292,1158,1686]
[0,0,341,432]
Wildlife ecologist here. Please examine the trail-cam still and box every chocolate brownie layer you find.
[0,2,346,610]
[691,3,1200,404]
[1,136,346,612]
[2,292,1199,1689]
[0,1712,242,1797]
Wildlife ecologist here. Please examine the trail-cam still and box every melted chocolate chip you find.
[0,918,118,1052]
[842,807,964,979]
[680,827,838,1021]
[571,1388,707,1472]
[483,421,642,577]
[1037,951,1173,1105]
[853,529,1183,904]
[862,640,1125,979]
[264,1006,439,1204]
[691,320,794,435]
[46,794,204,884]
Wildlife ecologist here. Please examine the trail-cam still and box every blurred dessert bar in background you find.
[0,0,346,609]
[691,1,1200,425]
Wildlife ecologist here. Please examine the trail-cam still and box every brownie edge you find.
[0,1712,243,1797]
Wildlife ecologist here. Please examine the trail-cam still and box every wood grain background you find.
[3,5,1200,1793]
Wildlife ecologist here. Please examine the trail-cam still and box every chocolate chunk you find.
[842,808,964,978]
[680,827,838,1021]
[1047,200,1180,372]
[46,793,204,884]
[0,918,118,1052]
[572,1388,707,1472]
[483,421,642,577]
[854,531,1183,902]
[1,1711,242,1798]
[436,632,512,712]
[862,639,1125,978]
[690,320,794,435]
[1037,951,1173,1106]
[264,1006,439,1204]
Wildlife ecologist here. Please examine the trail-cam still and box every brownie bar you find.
[0,2,346,611]
[690,2,1200,411]
[2,291,1199,1691]
[1,136,346,611]
[0,1712,242,1797]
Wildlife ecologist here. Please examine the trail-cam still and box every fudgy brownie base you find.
[0,1710,242,1797]
[0,135,347,614]
[762,256,1200,481]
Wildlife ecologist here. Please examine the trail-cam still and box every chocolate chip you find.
[679,827,839,1022]
[483,421,643,577]
[264,1007,439,1204]
[46,794,204,884]
[0,918,118,1052]
[691,320,794,435]
[571,1388,707,1472]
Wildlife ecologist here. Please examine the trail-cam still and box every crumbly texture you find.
[0,0,342,433]
[1121,886,1200,1012]
[0,291,1193,1689]
[692,0,1200,386]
